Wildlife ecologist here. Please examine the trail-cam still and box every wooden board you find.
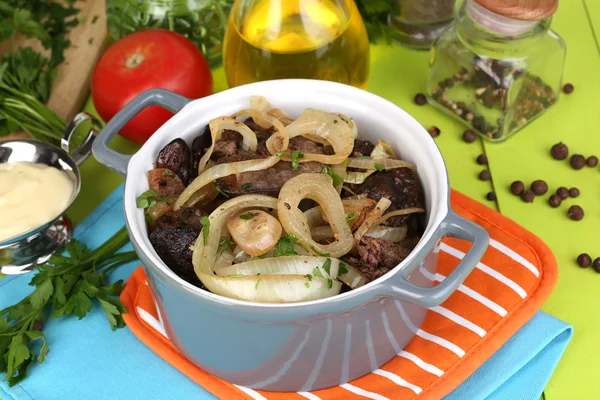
[0,0,107,140]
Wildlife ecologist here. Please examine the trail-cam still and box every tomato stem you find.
[125,53,146,69]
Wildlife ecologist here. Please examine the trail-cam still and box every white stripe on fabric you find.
[298,392,322,400]
[489,239,540,277]
[153,299,167,338]
[136,307,167,338]
[341,384,390,400]
[394,301,465,357]
[381,311,445,377]
[341,323,352,383]
[429,306,486,337]
[233,385,267,400]
[301,319,333,391]
[365,320,378,372]
[419,267,508,317]
[251,330,311,388]
[397,351,444,377]
[373,369,422,395]
[440,243,527,298]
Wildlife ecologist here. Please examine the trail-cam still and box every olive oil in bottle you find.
[224,0,370,89]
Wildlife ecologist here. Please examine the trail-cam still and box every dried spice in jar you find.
[426,0,565,142]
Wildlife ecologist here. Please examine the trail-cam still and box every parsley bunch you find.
[0,227,137,386]
[354,0,399,44]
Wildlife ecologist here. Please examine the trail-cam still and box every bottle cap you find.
[475,0,558,21]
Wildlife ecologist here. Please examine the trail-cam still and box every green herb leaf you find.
[304,281,310,288]
[275,150,286,158]
[323,259,332,276]
[136,190,161,209]
[6,334,31,378]
[327,279,333,289]
[239,212,257,220]
[255,279,261,289]
[375,163,385,172]
[356,155,371,159]
[312,267,324,278]
[309,246,331,257]
[291,150,304,171]
[339,263,349,275]
[346,213,359,225]
[213,183,230,198]
[273,234,302,257]
[200,216,210,244]
[241,183,253,190]
[24,330,48,363]
[163,171,175,177]
[98,298,124,331]
[306,274,313,281]
[30,279,53,310]
[228,274,244,278]
[217,237,235,256]
[321,165,344,187]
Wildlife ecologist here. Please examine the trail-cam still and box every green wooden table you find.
[66,1,599,398]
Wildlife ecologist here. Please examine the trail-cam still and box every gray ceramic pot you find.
[92,80,489,392]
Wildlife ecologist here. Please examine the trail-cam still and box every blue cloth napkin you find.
[0,185,572,400]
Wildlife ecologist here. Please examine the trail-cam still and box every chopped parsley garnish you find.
[217,236,234,256]
[304,282,310,288]
[356,156,370,159]
[241,183,253,190]
[255,279,261,289]
[327,279,333,289]
[163,171,175,177]
[323,258,332,275]
[310,246,331,257]
[136,190,167,209]
[228,274,244,278]
[346,213,359,225]
[145,214,152,225]
[375,163,385,172]
[312,267,324,278]
[306,274,313,281]
[339,263,349,275]
[200,216,210,244]
[291,150,304,171]
[239,212,257,220]
[274,234,302,257]
[275,150,286,158]
[321,165,344,187]
[213,183,230,198]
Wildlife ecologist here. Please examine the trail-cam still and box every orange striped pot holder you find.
[121,190,558,400]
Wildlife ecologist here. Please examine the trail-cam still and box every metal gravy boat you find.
[0,113,101,274]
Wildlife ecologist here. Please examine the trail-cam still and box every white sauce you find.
[0,162,73,242]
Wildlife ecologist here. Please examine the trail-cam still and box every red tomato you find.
[91,29,212,144]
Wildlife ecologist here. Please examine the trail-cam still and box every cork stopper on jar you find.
[475,0,558,21]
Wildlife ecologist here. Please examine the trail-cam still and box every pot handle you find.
[379,212,489,308]
[92,89,191,176]
[61,112,102,166]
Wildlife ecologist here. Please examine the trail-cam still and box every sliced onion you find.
[214,248,235,269]
[197,116,258,174]
[227,210,282,257]
[373,207,426,227]
[347,157,417,172]
[342,185,357,196]
[233,245,252,264]
[331,161,347,194]
[283,109,354,165]
[344,170,376,184]
[174,156,280,209]
[303,206,324,229]
[364,225,408,242]
[199,274,341,303]
[249,95,271,112]
[268,108,294,126]
[370,140,397,159]
[215,256,339,278]
[278,173,354,258]
[343,193,368,200]
[311,225,335,242]
[320,198,375,224]
[232,110,288,154]
[354,197,392,242]
[338,263,369,289]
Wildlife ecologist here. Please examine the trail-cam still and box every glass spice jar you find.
[389,0,456,50]
[426,0,565,142]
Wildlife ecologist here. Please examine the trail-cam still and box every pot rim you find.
[121,80,451,309]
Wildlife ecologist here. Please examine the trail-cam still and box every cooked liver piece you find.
[342,238,412,281]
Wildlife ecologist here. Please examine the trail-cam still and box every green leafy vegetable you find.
[213,183,230,198]
[135,190,164,209]
[255,279,261,289]
[321,165,343,187]
[275,150,286,158]
[241,183,253,190]
[217,236,234,256]
[200,216,210,244]
[273,234,306,257]
[346,213,359,225]
[354,0,399,45]
[375,163,385,172]
[0,227,136,386]
[291,150,304,171]
[239,212,257,220]
[227,274,244,278]
[356,156,371,159]
[306,274,313,281]
[312,267,324,278]
[327,279,333,289]
[322,259,332,276]
[339,263,349,275]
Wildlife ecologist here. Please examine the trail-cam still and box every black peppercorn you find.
[548,194,561,208]
[557,187,569,200]
[510,181,525,196]
[587,155,598,167]
[569,187,580,198]
[476,154,488,165]
[428,126,441,138]
[568,205,584,221]
[563,83,574,94]
[479,170,491,181]
[414,93,427,105]
[593,258,600,273]
[521,190,535,203]
[550,142,568,160]
[486,191,497,201]
[531,180,548,195]
[577,253,592,268]
[462,130,477,143]
[570,154,586,170]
